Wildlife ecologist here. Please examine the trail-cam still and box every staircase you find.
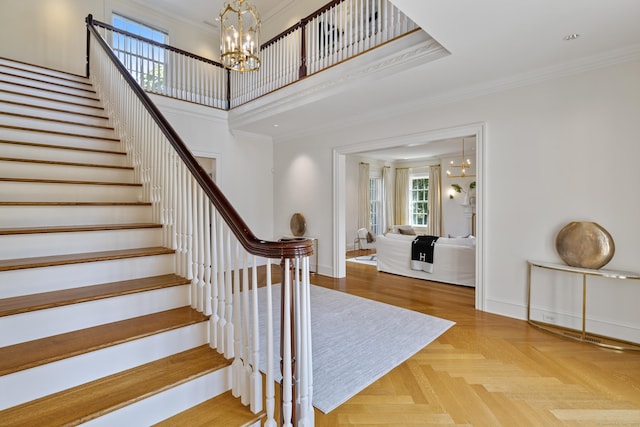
[0,57,261,426]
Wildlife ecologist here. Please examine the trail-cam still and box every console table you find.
[527,260,640,351]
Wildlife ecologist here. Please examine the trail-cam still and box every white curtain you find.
[382,166,394,232]
[394,168,409,225]
[358,162,370,230]
[427,165,442,236]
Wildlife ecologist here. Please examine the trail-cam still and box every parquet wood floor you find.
[306,258,640,427]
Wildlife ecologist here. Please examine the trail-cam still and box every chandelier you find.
[219,0,261,72]
[446,138,476,178]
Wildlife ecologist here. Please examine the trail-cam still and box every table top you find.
[528,260,640,280]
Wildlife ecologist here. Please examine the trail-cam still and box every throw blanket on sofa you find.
[410,235,439,273]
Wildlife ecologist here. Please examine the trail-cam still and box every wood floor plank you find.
[307,259,640,426]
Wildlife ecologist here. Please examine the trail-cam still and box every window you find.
[112,14,168,92]
[410,176,428,225]
[369,177,382,235]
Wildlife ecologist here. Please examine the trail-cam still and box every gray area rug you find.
[255,284,454,413]
[346,256,377,266]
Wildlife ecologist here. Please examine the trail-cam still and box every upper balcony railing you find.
[89,0,419,110]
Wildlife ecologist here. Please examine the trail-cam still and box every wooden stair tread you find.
[0,345,230,426]
[0,246,175,272]
[0,201,151,206]
[0,111,114,130]
[0,273,189,317]
[0,88,105,111]
[0,156,132,169]
[0,79,101,102]
[0,57,91,84]
[0,177,140,186]
[154,390,264,427]
[0,223,160,236]
[0,99,109,120]
[0,70,96,94]
[0,124,119,141]
[0,303,199,375]
[0,139,125,155]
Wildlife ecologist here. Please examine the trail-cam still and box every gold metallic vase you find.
[555,221,614,269]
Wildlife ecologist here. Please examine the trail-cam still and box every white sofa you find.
[376,233,476,287]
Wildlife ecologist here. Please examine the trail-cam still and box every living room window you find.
[112,14,168,92]
[369,177,382,235]
[410,176,428,225]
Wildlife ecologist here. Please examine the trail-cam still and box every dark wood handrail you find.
[261,0,344,49]
[86,15,313,260]
[91,18,225,69]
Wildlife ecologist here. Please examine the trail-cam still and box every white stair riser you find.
[0,59,90,85]
[0,101,111,127]
[0,284,190,347]
[0,73,97,100]
[0,114,117,140]
[83,367,232,427]
[0,81,102,108]
[0,181,141,203]
[0,142,127,166]
[0,160,134,184]
[0,254,176,298]
[0,204,151,227]
[0,322,209,410]
[0,90,106,117]
[0,228,162,259]
[0,126,122,152]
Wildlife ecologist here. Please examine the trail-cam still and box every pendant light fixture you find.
[446,138,476,178]
[219,0,261,72]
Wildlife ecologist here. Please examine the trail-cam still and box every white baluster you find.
[217,218,227,354]
[298,256,314,427]
[204,200,212,316]
[224,228,234,359]
[209,208,218,347]
[282,258,293,427]
[241,251,251,405]
[250,255,262,413]
[232,241,243,398]
[264,258,276,427]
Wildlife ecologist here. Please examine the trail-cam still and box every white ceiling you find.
[133,0,640,160]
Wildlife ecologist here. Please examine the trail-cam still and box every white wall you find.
[0,0,217,76]
[150,95,274,241]
[273,59,640,324]
[441,152,476,237]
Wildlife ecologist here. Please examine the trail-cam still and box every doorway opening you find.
[332,123,485,310]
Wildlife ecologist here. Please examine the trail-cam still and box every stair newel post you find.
[280,257,296,427]
[264,259,277,427]
[250,254,263,413]
[299,19,308,79]
[85,14,92,78]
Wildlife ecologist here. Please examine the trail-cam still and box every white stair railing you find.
[88,0,419,111]
[87,16,314,426]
